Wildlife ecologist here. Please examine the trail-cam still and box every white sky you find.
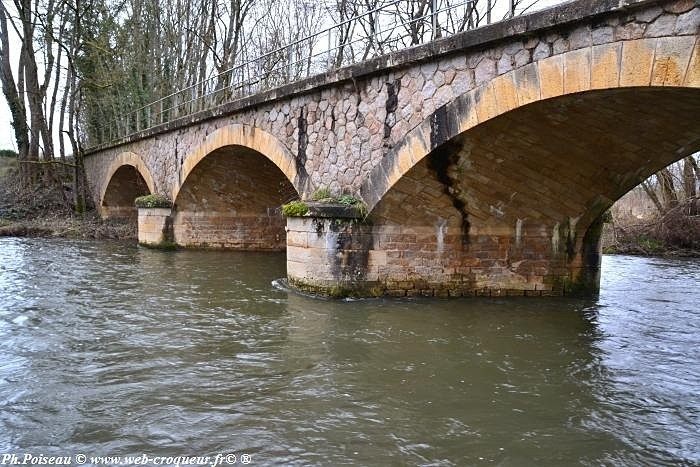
[0,0,563,151]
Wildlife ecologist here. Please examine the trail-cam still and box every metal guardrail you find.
[89,0,529,148]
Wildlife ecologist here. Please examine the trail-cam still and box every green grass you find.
[281,200,309,217]
[134,193,172,208]
[311,187,333,201]
[637,235,665,253]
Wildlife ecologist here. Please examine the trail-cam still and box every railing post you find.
[487,0,492,24]
[431,0,438,40]
[192,87,197,114]
[236,68,241,96]
[374,9,381,55]
[287,45,293,82]
[327,29,333,71]
[509,0,514,18]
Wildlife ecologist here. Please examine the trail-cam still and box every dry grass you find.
[0,157,16,179]
[604,197,700,256]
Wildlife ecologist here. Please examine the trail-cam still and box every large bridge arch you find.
[362,36,700,211]
[100,152,156,220]
[171,124,301,250]
[355,36,700,296]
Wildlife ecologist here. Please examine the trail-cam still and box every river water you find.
[0,237,698,466]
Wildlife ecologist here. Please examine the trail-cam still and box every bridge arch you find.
[171,124,301,250]
[362,36,700,211]
[173,123,302,202]
[357,35,700,296]
[100,152,155,220]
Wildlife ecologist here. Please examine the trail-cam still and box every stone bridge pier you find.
[85,0,700,297]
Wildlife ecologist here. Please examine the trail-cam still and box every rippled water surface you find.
[0,237,698,465]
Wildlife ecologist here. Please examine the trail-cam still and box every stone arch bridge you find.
[85,0,700,297]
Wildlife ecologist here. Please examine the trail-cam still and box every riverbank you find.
[602,228,700,257]
[602,199,700,258]
[0,157,135,240]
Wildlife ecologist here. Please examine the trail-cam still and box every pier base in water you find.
[137,207,175,248]
[285,206,603,298]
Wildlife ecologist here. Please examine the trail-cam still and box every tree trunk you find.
[656,168,678,209]
[641,180,664,214]
[683,156,697,200]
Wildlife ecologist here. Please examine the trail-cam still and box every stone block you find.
[665,0,696,14]
[456,91,479,133]
[645,14,677,37]
[538,55,564,99]
[675,8,700,35]
[635,6,663,23]
[620,38,656,86]
[514,63,541,106]
[475,57,496,86]
[497,54,514,74]
[615,22,646,41]
[474,83,499,123]
[492,73,518,115]
[591,26,614,45]
[591,42,622,89]
[651,36,696,85]
[683,38,700,85]
[532,41,550,61]
[286,230,308,248]
[564,47,591,94]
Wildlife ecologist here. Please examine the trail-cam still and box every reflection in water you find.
[0,238,698,465]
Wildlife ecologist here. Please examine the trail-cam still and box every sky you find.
[0,104,13,150]
[0,0,563,152]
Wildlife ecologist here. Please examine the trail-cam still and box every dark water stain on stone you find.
[296,107,309,186]
[384,80,399,140]
[332,220,373,283]
[163,213,175,244]
[427,104,470,246]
